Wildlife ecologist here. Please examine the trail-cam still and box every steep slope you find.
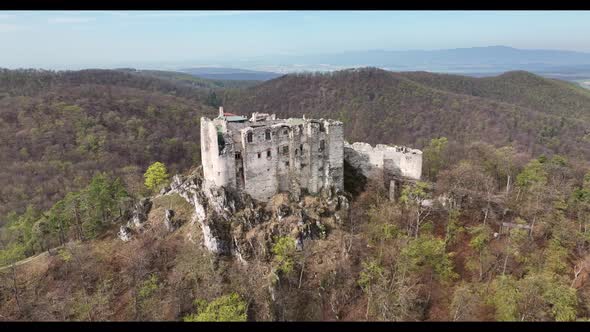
[224,68,590,160]
[0,69,216,222]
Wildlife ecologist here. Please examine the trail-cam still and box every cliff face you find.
[125,166,351,262]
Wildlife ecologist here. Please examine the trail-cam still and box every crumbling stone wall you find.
[343,141,422,183]
[200,111,344,202]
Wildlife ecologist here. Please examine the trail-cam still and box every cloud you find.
[48,17,96,24]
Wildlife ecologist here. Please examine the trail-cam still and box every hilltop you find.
[1,67,590,322]
[224,68,590,160]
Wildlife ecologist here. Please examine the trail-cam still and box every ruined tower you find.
[200,108,344,201]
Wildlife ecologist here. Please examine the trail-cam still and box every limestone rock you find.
[163,209,176,232]
[167,167,350,260]
[131,198,152,228]
[276,204,291,221]
[118,226,132,242]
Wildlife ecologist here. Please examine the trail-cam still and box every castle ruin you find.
[344,142,423,199]
[201,107,344,201]
[201,107,423,202]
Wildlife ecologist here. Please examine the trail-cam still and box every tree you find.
[423,137,449,180]
[0,244,26,313]
[272,236,296,277]
[450,283,481,321]
[401,235,458,283]
[83,173,129,238]
[399,181,432,238]
[466,224,494,281]
[144,161,169,192]
[489,275,521,321]
[183,293,248,322]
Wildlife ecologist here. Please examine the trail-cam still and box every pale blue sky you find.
[1,10,590,69]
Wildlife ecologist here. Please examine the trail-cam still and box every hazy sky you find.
[1,10,590,69]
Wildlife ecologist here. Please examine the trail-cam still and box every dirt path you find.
[0,250,50,272]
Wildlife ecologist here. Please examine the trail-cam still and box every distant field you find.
[573,79,590,90]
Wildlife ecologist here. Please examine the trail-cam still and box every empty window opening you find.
[267,150,271,158]
[295,149,298,156]
[300,144,304,153]
[235,152,241,159]
[247,132,253,143]
[282,146,289,155]
[285,161,290,167]
[265,129,271,140]
[283,129,288,135]
[257,152,261,158]
[319,140,325,152]
[319,123,325,132]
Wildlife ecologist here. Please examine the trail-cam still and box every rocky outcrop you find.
[163,209,177,232]
[167,166,351,261]
[168,169,260,255]
[118,226,132,242]
[131,198,152,229]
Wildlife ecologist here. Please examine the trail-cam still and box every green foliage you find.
[357,259,384,292]
[399,181,430,207]
[400,235,458,282]
[516,159,548,189]
[423,137,449,180]
[468,224,493,252]
[0,242,26,266]
[445,209,464,246]
[271,236,296,276]
[183,293,247,322]
[0,172,129,263]
[543,239,569,275]
[57,247,73,263]
[489,275,521,321]
[544,282,578,321]
[490,271,578,321]
[138,274,160,300]
[144,161,170,192]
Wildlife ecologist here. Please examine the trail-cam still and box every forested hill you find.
[396,70,590,122]
[0,69,217,222]
[223,68,590,161]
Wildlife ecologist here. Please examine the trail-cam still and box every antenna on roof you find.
[219,106,224,118]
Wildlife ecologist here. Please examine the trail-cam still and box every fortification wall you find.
[200,117,236,190]
[326,121,344,190]
[200,112,345,202]
[240,125,279,201]
[344,141,422,181]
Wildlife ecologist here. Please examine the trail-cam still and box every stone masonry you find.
[201,107,345,201]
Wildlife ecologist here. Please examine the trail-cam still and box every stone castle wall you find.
[201,112,344,202]
[344,141,422,183]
